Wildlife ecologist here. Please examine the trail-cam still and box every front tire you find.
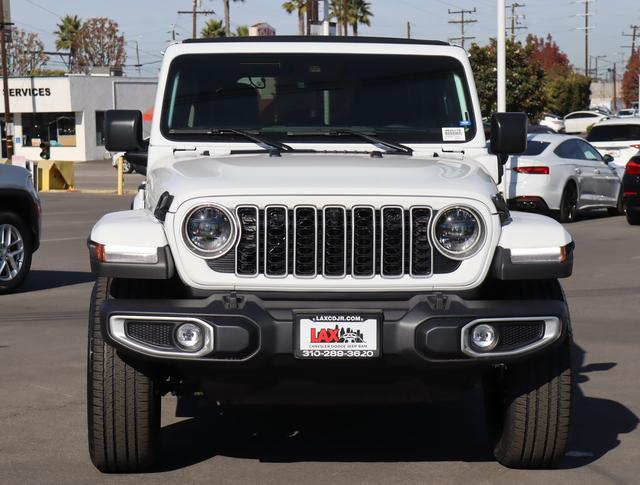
[485,281,573,469]
[558,183,578,223]
[0,212,33,294]
[87,278,161,473]
[627,208,640,225]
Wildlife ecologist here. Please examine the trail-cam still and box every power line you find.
[576,0,594,76]
[506,3,526,40]
[177,0,215,39]
[23,0,62,20]
[448,7,477,49]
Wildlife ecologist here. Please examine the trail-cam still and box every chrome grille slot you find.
[236,206,259,276]
[381,206,404,277]
[410,207,433,277]
[323,206,347,277]
[352,206,375,277]
[294,206,317,277]
[264,205,288,277]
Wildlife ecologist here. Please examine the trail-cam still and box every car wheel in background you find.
[607,190,624,216]
[558,183,578,223]
[0,212,33,294]
[626,208,640,225]
[122,159,134,174]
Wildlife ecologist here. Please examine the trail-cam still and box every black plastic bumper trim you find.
[490,244,573,280]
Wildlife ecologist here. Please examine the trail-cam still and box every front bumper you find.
[100,291,569,369]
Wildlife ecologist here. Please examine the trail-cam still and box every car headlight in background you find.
[183,205,237,258]
[432,206,484,260]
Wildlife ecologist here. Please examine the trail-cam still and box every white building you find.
[0,75,157,162]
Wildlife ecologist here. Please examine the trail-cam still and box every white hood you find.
[147,152,498,211]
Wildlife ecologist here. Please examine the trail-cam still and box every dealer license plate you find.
[294,313,381,359]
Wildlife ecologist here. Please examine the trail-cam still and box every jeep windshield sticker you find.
[442,127,466,142]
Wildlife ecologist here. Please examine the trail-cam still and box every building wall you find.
[4,76,157,162]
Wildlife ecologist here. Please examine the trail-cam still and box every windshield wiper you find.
[169,128,293,153]
[330,129,413,155]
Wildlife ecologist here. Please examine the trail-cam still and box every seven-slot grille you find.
[233,205,434,278]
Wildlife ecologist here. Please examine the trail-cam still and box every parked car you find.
[507,133,623,222]
[617,108,638,118]
[563,110,608,134]
[587,118,640,175]
[539,113,565,132]
[87,36,576,473]
[622,153,640,225]
[0,164,41,293]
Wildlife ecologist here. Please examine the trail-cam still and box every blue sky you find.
[12,0,640,76]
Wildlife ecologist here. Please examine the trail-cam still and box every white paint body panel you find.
[89,39,574,292]
[498,212,572,250]
[90,210,168,249]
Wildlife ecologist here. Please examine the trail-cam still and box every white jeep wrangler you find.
[87,37,574,473]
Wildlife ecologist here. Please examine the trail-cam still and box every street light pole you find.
[0,0,12,163]
[497,0,506,112]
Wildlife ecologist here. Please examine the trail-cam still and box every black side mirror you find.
[603,154,614,164]
[104,110,143,152]
[490,112,528,183]
[124,138,149,175]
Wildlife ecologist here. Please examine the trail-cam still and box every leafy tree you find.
[544,72,591,116]
[201,19,226,38]
[54,14,82,71]
[526,34,569,75]
[223,0,245,37]
[73,18,126,74]
[622,52,640,108]
[469,38,547,122]
[235,25,249,37]
[282,0,306,35]
[5,27,49,76]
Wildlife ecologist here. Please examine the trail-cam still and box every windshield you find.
[161,53,476,144]
[587,124,640,142]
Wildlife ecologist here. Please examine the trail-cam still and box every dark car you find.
[0,164,41,293]
[623,154,640,225]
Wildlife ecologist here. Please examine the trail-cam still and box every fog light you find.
[471,324,498,351]
[174,323,203,351]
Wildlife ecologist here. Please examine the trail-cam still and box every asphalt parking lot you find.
[0,190,639,484]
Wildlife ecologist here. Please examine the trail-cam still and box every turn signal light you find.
[513,166,550,175]
[626,160,640,175]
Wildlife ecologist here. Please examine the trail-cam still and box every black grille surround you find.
[125,320,176,349]
[495,321,545,351]
[207,205,463,278]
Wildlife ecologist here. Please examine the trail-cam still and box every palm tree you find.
[223,0,245,37]
[235,25,249,37]
[54,14,81,71]
[282,0,306,35]
[201,19,226,38]
[348,0,372,36]
[330,0,346,36]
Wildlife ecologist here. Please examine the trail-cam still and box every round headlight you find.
[183,205,237,258]
[433,206,484,259]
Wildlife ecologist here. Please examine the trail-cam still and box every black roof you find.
[183,35,450,46]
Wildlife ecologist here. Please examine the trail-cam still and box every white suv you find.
[86,37,575,473]
[587,117,640,174]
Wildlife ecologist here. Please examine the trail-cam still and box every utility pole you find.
[622,24,640,55]
[610,63,617,112]
[177,0,215,39]
[0,0,12,162]
[590,55,606,80]
[506,3,526,40]
[168,24,180,42]
[576,0,593,76]
[448,7,477,50]
[406,21,411,39]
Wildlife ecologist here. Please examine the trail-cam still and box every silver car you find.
[506,134,623,222]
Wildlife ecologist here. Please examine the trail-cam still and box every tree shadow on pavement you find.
[16,270,95,293]
[158,343,638,471]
